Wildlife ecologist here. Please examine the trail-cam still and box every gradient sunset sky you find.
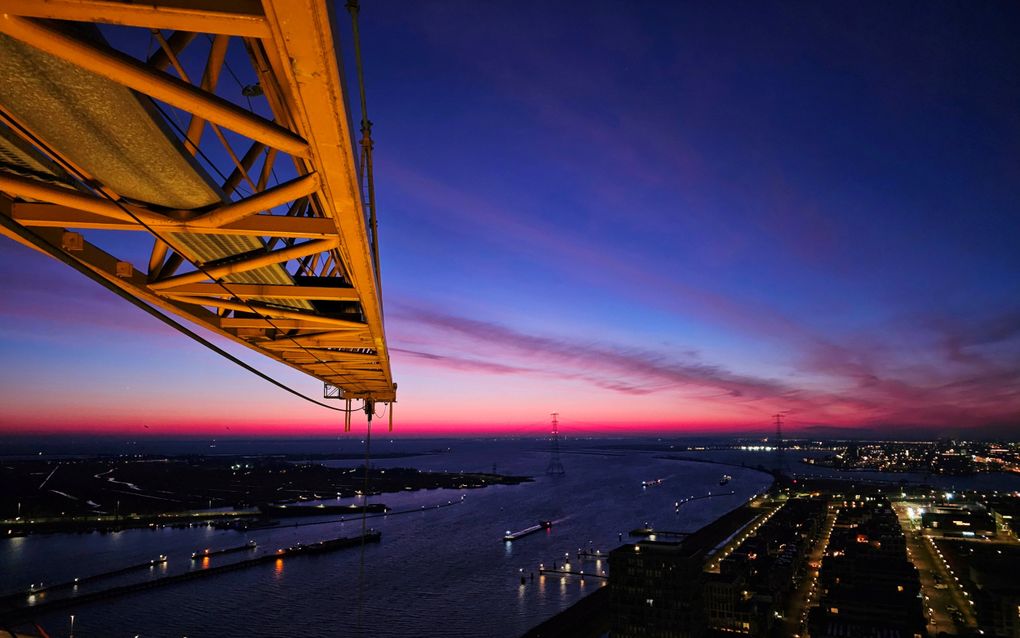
[1,2,1018,438]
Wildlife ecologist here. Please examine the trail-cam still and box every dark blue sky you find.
[1,2,1018,434]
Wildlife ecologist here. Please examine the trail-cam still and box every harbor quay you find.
[523,476,1020,638]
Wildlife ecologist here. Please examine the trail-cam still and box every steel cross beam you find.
[0,1,395,402]
[257,0,392,378]
[11,203,339,238]
[0,0,271,37]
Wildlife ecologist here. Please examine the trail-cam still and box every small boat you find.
[641,478,664,487]
[719,475,732,486]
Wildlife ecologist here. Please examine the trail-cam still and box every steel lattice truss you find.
[0,0,395,401]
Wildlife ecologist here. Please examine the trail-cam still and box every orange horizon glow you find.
[3,3,1020,443]
[0,418,1007,439]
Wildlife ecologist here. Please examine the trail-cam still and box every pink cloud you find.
[393,305,791,400]
[391,306,1020,431]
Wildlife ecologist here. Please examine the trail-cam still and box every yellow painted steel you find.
[0,15,308,156]
[0,0,271,37]
[11,203,340,238]
[0,0,395,402]
[149,238,340,290]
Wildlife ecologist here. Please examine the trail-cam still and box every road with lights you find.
[786,503,838,637]
[893,501,975,633]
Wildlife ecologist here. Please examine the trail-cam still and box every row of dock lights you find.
[531,547,608,584]
[25,554,167,599]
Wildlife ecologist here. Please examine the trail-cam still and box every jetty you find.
[0,555,168,608]
[674,490,737,509]
[0,532,380,624]
[538,568,607,580]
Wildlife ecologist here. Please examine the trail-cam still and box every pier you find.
[0,554,168,608]
[0,532,380,624]
[535,554,608,580]
[674,490,737,509]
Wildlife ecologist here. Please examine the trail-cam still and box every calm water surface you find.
[2,440,771,637]
[7,440,1020,636]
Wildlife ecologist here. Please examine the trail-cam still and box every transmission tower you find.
[546,413,565,476]
[773,413,786,476]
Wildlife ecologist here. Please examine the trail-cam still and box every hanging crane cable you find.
[346,0,383,295]
[354,400,374,638]
[343,3,386,634]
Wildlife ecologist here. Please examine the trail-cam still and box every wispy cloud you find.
[392,306,790,401]
[390,305,1020,430]
[391,347,533,376]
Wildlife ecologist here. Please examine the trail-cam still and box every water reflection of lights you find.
[8,535,24,551]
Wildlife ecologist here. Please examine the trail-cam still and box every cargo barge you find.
[275,531,381,556]
[191,540,257,560]
[503,521,552,542]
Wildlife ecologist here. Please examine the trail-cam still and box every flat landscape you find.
[1,455,530,528]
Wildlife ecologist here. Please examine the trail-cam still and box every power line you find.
[773,412,786,474]
[546,413,566,476]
